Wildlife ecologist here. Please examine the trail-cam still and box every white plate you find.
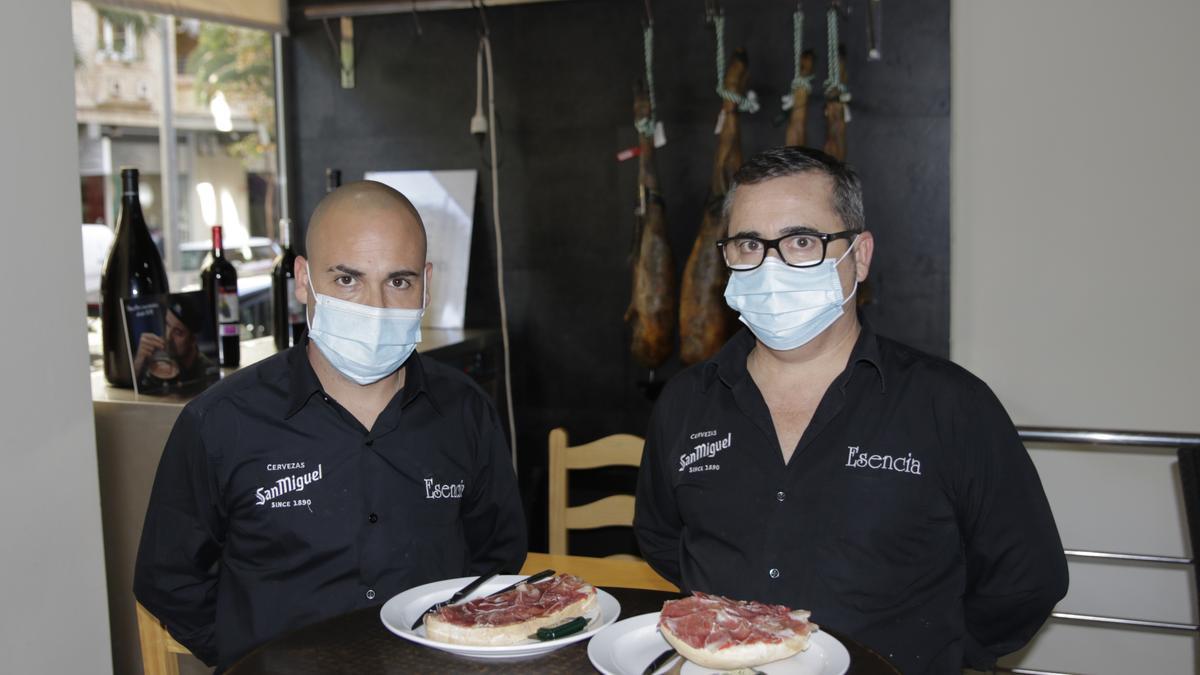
[379,574,621,659]
[588,612,850,675]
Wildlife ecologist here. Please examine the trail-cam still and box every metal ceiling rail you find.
[303,0,575,21]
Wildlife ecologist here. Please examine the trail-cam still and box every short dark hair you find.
[723,146,865,233]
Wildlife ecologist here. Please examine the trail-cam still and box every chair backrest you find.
[136,601,192,675]
[547,427,644,556]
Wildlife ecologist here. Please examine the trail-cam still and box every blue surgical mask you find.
[305,264,424,385]
[723,238,858,351]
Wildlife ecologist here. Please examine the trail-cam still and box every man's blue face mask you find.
[723,236,858,351]
[305,263,425,385]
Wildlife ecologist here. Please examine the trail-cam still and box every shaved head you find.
[306,180,427,261]
[296,180,432,313]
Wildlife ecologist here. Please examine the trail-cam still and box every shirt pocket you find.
[409,471,467,524]
[815,471,953,612]
[230,462,345,568]
[674,463,767,547]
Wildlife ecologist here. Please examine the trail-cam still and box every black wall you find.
[285,0,949,552]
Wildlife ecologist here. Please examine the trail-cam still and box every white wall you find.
[0,1,114,673]
[952,1,1200,673]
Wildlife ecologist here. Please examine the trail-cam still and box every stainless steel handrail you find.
[1064,549,1192,565]
[1018,426,1199,569]
[1012,424,1200,673]
[1018,426,1200,449]
[993,662,1080,667]
[1051,611,1198,632]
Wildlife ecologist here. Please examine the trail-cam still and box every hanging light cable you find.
[473,15,518,470]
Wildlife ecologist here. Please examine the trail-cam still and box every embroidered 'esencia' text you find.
[845,446,922,475]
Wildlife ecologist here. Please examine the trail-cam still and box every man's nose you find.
[363,285,386,308]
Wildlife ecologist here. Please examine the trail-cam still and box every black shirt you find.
[134,345,527,668]
[634,325,1068,674]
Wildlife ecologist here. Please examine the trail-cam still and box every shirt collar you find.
[397,351,441,414]
[705,318,887,394]
[285,342,324,418]
[285,342,442,419]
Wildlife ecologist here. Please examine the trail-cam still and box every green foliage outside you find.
[187,23,276,163]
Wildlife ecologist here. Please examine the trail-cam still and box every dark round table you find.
[227,587,900,674]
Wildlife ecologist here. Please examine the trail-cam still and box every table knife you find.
[642,647,679,675]
[481,568,555,598]
[410,568,501,630]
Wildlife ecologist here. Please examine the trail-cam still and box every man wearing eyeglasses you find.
[634,147,1067,674]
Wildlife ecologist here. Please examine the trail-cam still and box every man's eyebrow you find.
[328,265,420,280]
[330,264,364,278]
[778,224,822,236]
[727,224,822,238]
[728,228,762,238]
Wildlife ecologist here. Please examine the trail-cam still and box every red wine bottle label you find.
[218,289,239,336]
[286,279,305,323]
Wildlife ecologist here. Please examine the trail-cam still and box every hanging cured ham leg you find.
[625,82,676,369]
[679,50,748,365]
[823,47,848,160]
[785,50,814,147]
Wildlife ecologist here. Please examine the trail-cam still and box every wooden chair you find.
[547,428,677,591]
[547,427,643,561]
[136,601,193,675]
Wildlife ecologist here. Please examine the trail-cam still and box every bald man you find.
[134,181,526,670]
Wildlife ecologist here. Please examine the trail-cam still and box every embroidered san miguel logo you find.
[255,464,324,506]
[679,431,733,473]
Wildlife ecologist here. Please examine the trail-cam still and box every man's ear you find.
[852,231,875,283]
[423,262,433,308]
[295,256,309,305]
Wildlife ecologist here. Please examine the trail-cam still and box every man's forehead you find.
[309,208,425,260]
[735,172,835,202]
[728,173,839,233]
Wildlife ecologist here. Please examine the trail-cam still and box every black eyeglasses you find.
[716,231,857,270]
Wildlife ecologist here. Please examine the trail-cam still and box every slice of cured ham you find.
[658,592,817,669]
[424,574,598,645]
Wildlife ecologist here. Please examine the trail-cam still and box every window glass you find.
[73,2,279,364]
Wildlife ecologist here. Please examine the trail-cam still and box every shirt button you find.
[769,568,780,579]
[365,439,374,446]
[368,513,378,524]
[366,589,376,600]
[776,491,786,502]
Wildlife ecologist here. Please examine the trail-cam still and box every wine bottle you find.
[326,168,341,193]
[271,218,306,350]
[101,167,169,388]
[201,225,240,368]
